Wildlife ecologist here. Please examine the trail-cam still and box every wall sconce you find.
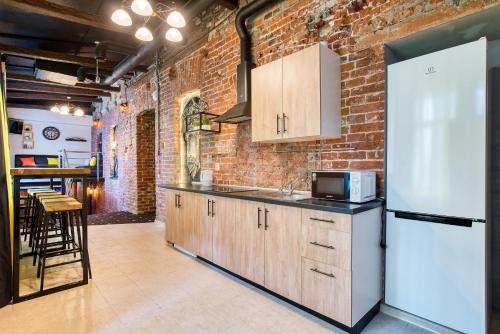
[120,103,129,113]
[110,141,117,149]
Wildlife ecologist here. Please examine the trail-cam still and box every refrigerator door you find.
[386,39,487,219]
[385,211,486,334]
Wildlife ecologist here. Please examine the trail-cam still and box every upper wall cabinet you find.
[251,43,341,143]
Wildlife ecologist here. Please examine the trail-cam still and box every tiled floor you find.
[0,223,449,333]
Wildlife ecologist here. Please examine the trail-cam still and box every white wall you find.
[8,107,92,167]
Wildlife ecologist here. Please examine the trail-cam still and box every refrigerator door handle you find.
[394,211,473,228]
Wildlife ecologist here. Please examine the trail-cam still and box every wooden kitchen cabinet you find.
[264,203,302,303]
[234,200,265,285]
[210,196,239,272]
[165,189,181,245]
[251,58,283,142]
[251,43,340,143]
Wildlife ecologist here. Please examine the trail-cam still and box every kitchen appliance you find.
[385,38,488,334]
[200,170,213,186]
[311,170,376,203]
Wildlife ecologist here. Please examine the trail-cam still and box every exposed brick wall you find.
[136,110,156,213]
[93,0,500,221]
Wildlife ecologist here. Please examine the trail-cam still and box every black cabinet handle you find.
[257,207,262,229]
[207,199,211,217]
[310,267,335,278]
[310,241,335,250]
[264,209,269,230]
[177,194,181,208]
[211,201,215,217]
[282,113,287,133]
[175,194,178,208]
[276,114,281,134]
[310,217,335,224]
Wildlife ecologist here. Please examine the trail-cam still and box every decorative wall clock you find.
[42,126,60,140]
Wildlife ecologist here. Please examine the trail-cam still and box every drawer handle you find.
[310,217,335,224]
[310,241,335,250]
[311,267,335,278]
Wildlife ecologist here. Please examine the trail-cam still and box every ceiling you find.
[0,0,193,114]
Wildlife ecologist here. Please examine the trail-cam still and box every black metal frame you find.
[186,111,221,134]
[12,172,88,303]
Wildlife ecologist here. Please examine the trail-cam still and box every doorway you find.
[136,109,156,214]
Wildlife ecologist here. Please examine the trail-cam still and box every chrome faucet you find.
[280,174,310,195]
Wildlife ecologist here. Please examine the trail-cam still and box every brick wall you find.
[93,0,499,220]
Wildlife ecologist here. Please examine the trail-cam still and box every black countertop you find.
[158,183,384,215]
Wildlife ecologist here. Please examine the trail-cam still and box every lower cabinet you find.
[164,189,382,329]
[234,200,265,285]
[210,196,239,271]
[301,258,351,325]
[263,203,302,303]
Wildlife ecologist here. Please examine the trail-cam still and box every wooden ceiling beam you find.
[216,0,239,10]
[0,0,130,34]
[0,43,116,68]
[7,82,111,97]
[7,73,121,93]
[7,102,94,114]
[7,92,101,103]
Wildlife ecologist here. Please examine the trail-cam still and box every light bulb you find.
[60,105,69,114]
[166,10,186,28]
[50,106,60,113]
[165,28,183,42]
[74,108,84,117]
[135,26,153,42]
[111,9,133,26]
[131,0,153,16]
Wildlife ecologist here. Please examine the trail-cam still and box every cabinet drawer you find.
[301,258,351,326]
[301,219,351,270]
[301,209,351,234]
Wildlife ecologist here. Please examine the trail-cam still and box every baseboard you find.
[380,304,460,334]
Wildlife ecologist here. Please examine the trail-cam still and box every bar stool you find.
[36,197,90,291]
[23,189,58,242]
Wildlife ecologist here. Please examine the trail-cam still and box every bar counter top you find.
[10,168,91,176]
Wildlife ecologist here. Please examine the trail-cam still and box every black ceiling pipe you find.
[103,0,216,85]
[213,0,280,124]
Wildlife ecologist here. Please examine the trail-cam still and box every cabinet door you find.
[264,204,302,303]
[165,190,180,244]
[197,196,213,261]
[251,58,283,142]
[301,258,351,326]
[178,192,203,255]
[234,200,265,285]
[212,196,239,272]
[283,44,321,139]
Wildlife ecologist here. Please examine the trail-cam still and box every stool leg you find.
[39,212,50,291]
[74,210,92,279]
[23,194,32,241]
[32,201,43,266]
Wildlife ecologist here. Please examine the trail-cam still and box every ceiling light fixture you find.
[165,27,183,42]
[111,1,186,42]
[166,10,186,28]
[135,26,153,41]
[111,9,133,26]
[131,0,153,16]
[51,97,86,117]
[74,108,84,117]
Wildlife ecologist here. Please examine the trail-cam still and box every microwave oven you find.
[311,170,376,203]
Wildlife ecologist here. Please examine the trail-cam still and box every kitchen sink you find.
[256,192,311,201]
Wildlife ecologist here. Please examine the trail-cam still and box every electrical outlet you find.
[215,163,220,171]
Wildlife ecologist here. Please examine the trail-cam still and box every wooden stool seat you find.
[28,189,57,196]
[42,201,82,212]
[40,197,76,204]
[35,193,64,199]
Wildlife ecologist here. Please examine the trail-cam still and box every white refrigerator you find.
[385,39,488,334]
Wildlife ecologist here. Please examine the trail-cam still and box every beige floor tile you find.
[3,222,433,334]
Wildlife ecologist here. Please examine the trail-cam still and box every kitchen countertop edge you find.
[158,184,384,215]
